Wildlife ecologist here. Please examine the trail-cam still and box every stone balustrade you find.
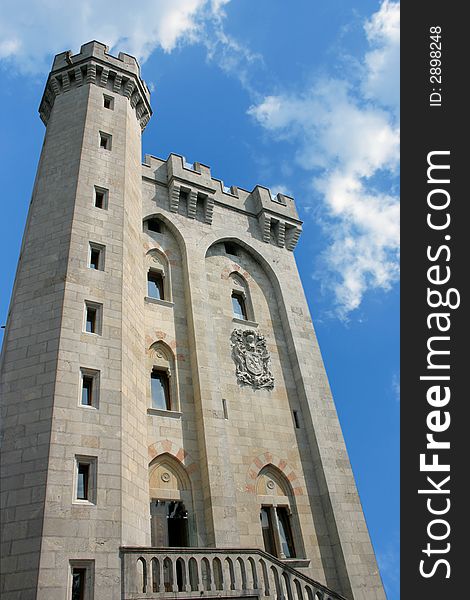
[121,547,347,600]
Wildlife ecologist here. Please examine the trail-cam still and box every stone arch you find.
[147,341,179,411]
[149,452,191,494]
[143,212,187,258]
[245,452,303,496]
[148,440,198,476]
[256,464,293,497]
[203,236,283,297]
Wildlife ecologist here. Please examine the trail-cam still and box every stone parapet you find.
[142,153,303,250]
[39,40,152,130]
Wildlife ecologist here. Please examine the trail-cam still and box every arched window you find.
[230,272,254,322]
[146,249,171,302]
[148,341,178,412]
[256,465,303,559]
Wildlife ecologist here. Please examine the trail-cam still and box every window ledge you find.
[147,408,182,419]
[232,317,258,328]
[72,500,96,507]
[282,558,310,569]
[145,296,174,308]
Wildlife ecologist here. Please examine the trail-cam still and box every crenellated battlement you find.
[142,153,302,250]
[39,41,152,130]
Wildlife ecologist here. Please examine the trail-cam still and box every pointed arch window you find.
[230,272,254,323]
[256,465,304,559]
[145,248,172,304]
[147,341,179,413]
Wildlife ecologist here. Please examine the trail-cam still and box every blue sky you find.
[0,1,399,597]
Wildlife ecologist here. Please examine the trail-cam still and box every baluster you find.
[195,558,205,591]
[246,557,256,590]
[232,558,241,591]
[171,557,178,592]
[282,572,294,600]
[270,566,279,599]
[205,558,215,591]
[182,558,191,592]
[223,557,232,591]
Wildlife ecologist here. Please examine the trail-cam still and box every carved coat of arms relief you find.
[231,329,274,390]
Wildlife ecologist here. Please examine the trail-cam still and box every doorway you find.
[151,500,189,547]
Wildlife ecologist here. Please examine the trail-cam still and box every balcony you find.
[121,547,347,600]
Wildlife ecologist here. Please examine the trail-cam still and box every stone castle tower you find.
[0,42,385,600]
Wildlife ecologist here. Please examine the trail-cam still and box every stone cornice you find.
[39,41,152,131]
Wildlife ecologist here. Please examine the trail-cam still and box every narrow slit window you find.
[72,567,86,600]
[85,306,96,333]
[77,463,90,500]
[99,132,112,150]
[232,292,247,320]
[82,375,93,406]
[84,302,102,335]
[94,187,108,210]
[222,398,229,420]
[103,94,114,110]
[151,369,171,410]
[80,369,99,408]
[70,561,94,600]
[90,248,100,269]
[75,457,97,504]
[148,271,164,300]
[293,410,300,429]
[88,243,104,271]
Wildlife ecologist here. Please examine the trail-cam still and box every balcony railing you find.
[120,547,348,600]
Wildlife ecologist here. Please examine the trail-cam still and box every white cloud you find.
[248,1,400,318]
[362,0,400,110]
[0,0,230,74]
[268,183,293,199]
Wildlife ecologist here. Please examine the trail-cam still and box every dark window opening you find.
[293,410,300,429]
[72,568,86,600]
[222,398,228,420]
[148,271,164,300]
[168,501,189,547]
[89,248,100,270]
[260,507,277,557]
[81,376,93,406]
[277,507,296,558]
[232,292,247,320]
[77,463,90,500]
[99,132,111,150]
[94,188,107,209]
[224,242,239,256]
[151,370,171,410]
[150,500,189,548]
[85,306,96,333]
[146,218,162,233]
[103,95,113,110]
